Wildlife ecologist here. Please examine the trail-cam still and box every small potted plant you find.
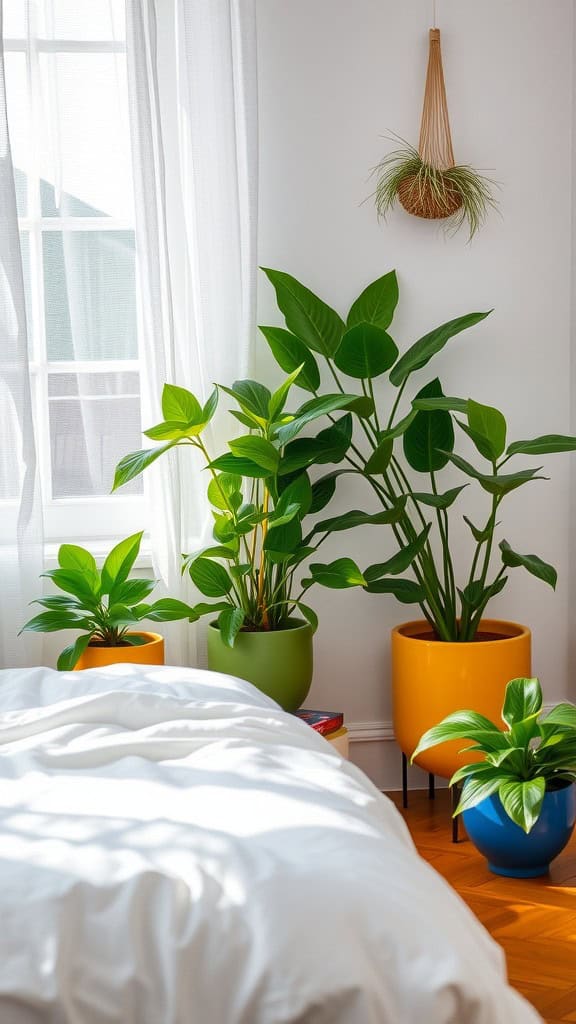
[21,532,197,670]
[411,677,576,877]
[113,374,359,711]
[261,266,576,772]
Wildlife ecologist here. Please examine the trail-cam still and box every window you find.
[3,1,145,544]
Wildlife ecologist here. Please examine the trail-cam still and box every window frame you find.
[3,22,147,547]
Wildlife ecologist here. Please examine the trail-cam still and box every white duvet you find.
[0,665,540,1024]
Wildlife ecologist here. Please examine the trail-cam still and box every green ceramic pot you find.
[207,617,313,711]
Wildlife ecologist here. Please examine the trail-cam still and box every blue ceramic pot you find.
[462,781,576,878]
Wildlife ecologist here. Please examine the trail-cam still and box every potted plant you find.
[411,677,576,877]
[113,375,360,711]
[21,532,197,670]
[261,266,576,772]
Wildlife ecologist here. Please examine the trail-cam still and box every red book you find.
[293,709,344,736]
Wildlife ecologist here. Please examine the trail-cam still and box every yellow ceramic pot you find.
[391,619,531,779]
[74,632,165,670]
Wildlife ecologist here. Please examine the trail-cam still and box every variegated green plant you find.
[411,678,576,832]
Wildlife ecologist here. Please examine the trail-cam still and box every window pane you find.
[4,53,29,216]
[39,53,133,219]
[2,2,25,37]
[43,230,137,361]
[37,0,125,41]
[48,372,142,497]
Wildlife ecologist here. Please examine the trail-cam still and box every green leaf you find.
[364,524,430,580]
[57,634,93,671]
[312,504,406,536]
[444,453,546,495]
[275,394,359,446]
[411,485,468,509]
[499,777,546,833]
[228,435,279,474]
[500,540,557,589]
[412,396,469,414]
[220,380,271,421]
[277,472,313,518]
[136,598,200,622]
[261,267,345,357]
[364,437,393,475]
[268,367,303,421]
[506,434,576,457]
[334,323,398,379]
[363,578,425,602]
[463,515,492,543]
[450,760,502,787]
[207,473,242,512]
[309,470,351,513]
[309,558,366,589]
[410,709,503,762]
[346,395,375,418]
[202,388,219,423]
[540,703,576,730]
[110,578,156,606]
[113,443,177,491]
[162,383,202,424]
[21,610,92,633]
[501,677,543,727]
[106,604,139,627]
[101,532,144,594]
[390,310,491,387]
[41,568,100,606]
[189,557,233,597]
[259,326,321,393]
[377,409,418,440]
[32,595,84,611]
[144,420,205,441]
[263,518,302,555]
[209,453,271,479]
[403,379,454,473]
[454,775,507,816]
[346,270,399,330]
[218,607,245,648]
[466,399,507,460]
[279,415,352,475]
[58,544,98,590]
[291,601,318,633]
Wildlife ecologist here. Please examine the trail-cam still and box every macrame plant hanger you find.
[397,24,462,219]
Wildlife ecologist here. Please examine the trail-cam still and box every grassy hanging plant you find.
[373,140,497,238]
[372,29,497,239]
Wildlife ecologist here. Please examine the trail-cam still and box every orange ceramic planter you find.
[391,619,531,779]
[74,632,165,670]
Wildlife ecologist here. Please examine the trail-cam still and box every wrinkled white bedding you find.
[0,664,540,1024]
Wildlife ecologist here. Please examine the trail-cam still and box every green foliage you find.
[262,266,575,642]
[411,677,576,833]
[21,533,197,670]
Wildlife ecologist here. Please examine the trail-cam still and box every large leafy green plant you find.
[113,374,361,647]
[410,677,576,833]
[21,532,197,669]
[261,267,576,641]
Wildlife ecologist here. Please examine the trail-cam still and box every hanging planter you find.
[372,28,497,238]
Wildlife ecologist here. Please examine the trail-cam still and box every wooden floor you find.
[388,789,576,1023]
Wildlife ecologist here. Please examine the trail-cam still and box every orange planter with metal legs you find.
[391,619,531,779]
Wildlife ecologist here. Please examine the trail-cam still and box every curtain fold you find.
[0,14,42,668]
[126,0,258,665]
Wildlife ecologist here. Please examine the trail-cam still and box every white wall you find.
[256,0,575,787]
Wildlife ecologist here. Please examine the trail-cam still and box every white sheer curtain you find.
[0,16,42,668]
[126,0,258,664]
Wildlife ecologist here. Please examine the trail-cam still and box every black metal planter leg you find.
[428,773,435,800]
[402,752,408,809]
[451,784,460,843]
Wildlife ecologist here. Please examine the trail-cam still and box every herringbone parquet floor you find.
[388,789,576,1023]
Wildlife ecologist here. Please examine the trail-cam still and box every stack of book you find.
[293,709,344,739]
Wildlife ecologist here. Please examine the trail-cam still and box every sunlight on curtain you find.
[126,0,258,664]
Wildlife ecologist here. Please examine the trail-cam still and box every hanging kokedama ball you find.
[372,28,497,238]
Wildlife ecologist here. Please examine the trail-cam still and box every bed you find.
[0,664,540,1023]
